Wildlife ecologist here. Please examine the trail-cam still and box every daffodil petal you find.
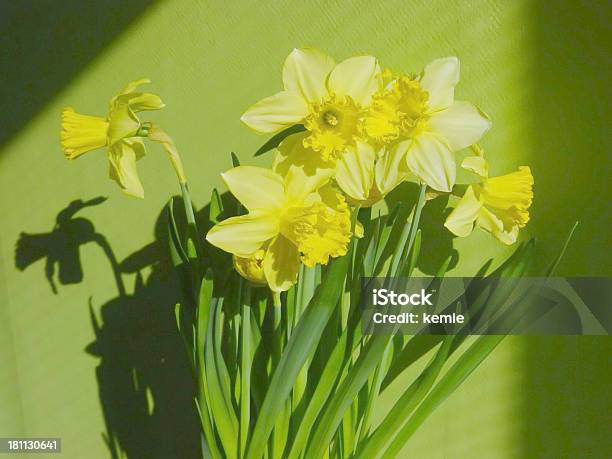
[335,142,376,202]
[444,186,481,237]
[283,47,335,102]
[221,166,285,212]
[107,104,140,145]
[420,57,460,111]
[406,133,456,192]
[241,91,309,133]
[206,211,278,257]
[108,139,146,198]
[461,155,489,178]
[119,78,151,96]
[477,207,519,245]
[273,132,335,202]
[263,235,300,292]
[429,101,491,151]
[327,56,381,106]
[375,142,410,195]
[127,92,165,112]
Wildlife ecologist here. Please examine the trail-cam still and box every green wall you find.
[0,0,609,457]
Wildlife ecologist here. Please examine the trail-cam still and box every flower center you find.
[362,74,429,143]
[303,95,362,161]
[322,110,340,127]
[279,189,351,267]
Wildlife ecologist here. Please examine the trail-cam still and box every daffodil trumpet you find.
[445,152,534,244]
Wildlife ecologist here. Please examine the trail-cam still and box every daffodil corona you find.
[206,166,352,292]
[445,152,534,244]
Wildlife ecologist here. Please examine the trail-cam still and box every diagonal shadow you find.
[0,0,158,150]
[522,1,612,457]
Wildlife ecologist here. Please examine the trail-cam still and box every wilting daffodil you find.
[60,79,165,198]
[445,152,534,244]
[241,47,381,162]
[206,166,351,292]
[363,58,491,192]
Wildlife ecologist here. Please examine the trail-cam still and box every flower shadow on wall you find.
[14,196,230,458]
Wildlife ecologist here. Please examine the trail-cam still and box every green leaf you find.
[239,284,252,458]
[253,125,306,157]
[358,335,454,458]
[205,296,238,459]
[546,221,579,276]
[231,151,241,167]
[193,270,223,458]
[167,198,189,268]
[286,331,348,459]
[245,252,350,459]
[381,335,504,458]
[209,188,224,225]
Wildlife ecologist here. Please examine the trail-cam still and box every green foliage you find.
[169,173,574,458]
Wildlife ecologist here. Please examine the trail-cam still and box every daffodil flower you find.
[60,79,164,198]
[241,47,381,162]
[363,57,491,192]
[445,154,534,244]
[206,166,351,292]
[274,131,407,207]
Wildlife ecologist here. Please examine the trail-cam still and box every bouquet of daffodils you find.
[61,49,541,458]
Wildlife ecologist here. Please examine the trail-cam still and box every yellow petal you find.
[327,56,381,106]
[477,207,519,245]
[127,92,165,112]
[428,101,491,151]
[420,57,460,111]
[406,133,456,192]
[461,155,489,178]
[241,91,309,133]
[273,132,335,202]
[206,211,279,257]
[375,142,411,195]
[221,166,285,212]
[108,139,146,198]
[263,235,300,292]
[118,78,151,96]
[283,47,335,102]
[107,103,140,145]
[335,142,376,202]
[444,186,481,237]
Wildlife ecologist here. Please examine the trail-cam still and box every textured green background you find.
[0,0,610,458]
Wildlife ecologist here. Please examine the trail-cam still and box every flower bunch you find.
[58,49,549,459]
[207,48,534,291]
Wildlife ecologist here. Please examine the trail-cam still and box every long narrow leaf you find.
[245,253,350,459]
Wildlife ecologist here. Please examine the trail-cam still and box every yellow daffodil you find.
[60,79,164,198]
[274,131,407,207]
[206,166,351,292]
[445,153,534,244]
[363,57,491,192]
[241,47,381,162]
